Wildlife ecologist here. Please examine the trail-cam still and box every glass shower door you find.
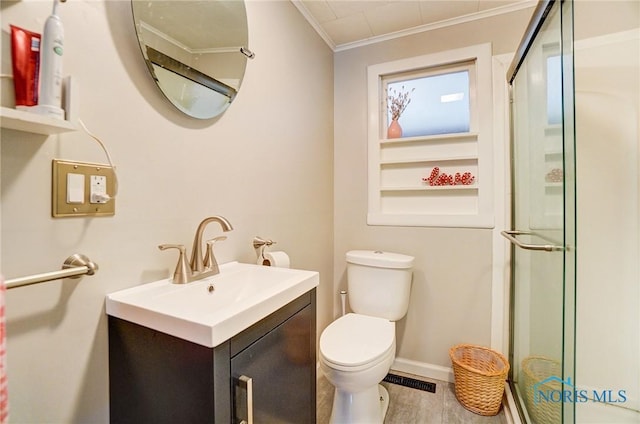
[506,1,576,423]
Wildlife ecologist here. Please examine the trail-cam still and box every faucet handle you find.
[204,236,227,270]
[158,244,191,284]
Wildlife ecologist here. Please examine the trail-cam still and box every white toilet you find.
[319,250,414,424]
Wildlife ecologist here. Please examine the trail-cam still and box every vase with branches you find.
[386,85,414,138]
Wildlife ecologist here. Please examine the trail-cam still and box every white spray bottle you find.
[37,0,65,119]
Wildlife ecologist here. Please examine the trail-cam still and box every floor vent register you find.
[383,373,437,393]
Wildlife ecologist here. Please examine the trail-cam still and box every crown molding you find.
[290,0,337,51]
[291,0,537,53]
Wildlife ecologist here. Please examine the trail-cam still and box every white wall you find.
[574,1,640,419]
[333,7,534,377]
[0,1,334,422]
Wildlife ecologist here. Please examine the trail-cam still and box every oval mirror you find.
[131,0,253,120]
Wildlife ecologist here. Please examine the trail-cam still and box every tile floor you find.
[317,371,507,424]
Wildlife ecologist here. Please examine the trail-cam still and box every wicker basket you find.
[521,356,561,424]
[449,344,510,416]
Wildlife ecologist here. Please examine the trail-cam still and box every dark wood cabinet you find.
[109,289,316,423]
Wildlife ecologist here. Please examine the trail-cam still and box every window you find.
[385,64,473,137]
[367,43,494,228]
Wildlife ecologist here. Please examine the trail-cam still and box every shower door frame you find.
[506,0,577,423]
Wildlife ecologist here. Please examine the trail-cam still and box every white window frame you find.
[367,43,494,228]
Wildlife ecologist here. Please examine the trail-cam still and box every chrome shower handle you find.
[501,230,565,252]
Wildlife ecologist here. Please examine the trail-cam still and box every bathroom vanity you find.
[109,290,316,423]
[106,262,318,423]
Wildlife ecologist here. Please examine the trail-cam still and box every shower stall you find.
[505,0,639,423]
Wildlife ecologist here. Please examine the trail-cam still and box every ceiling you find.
[133,1,248,50]
[292,0,536,51]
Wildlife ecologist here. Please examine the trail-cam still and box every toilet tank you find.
[346,250,414,321]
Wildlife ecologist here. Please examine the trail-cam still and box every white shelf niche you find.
[376,138,482,225]
[367,43,494,228]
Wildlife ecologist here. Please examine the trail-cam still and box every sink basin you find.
[106,261,319,347]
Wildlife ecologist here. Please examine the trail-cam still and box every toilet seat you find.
[320,313,395,371]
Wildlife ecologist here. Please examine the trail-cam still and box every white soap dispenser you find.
[36,0,65,119]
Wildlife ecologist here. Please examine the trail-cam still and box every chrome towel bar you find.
[501,230,565,252]
[4,254,98,290]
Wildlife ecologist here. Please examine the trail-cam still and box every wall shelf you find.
[379,131,479,145]
[1,106,76,135]
[545,182,563,188]
[380,184,478,192]
[378,136,479,193]
[380,155,478,165]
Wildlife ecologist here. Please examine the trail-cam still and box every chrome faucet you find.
[158,215,233,284]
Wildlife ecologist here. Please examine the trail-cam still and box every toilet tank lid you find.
[346,250,414,269]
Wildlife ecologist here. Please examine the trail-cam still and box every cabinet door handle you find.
[238,375,253,424]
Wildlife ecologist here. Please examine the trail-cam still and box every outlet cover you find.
[52,159,116,217]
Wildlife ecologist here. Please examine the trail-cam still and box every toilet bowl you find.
[319,313,396,424]
[320,250,414,424]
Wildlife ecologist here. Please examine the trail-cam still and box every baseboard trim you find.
[391,357,455,384]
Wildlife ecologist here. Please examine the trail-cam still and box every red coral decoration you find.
[461,172,474,185]
[422,167,475,186]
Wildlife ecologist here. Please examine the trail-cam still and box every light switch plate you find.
[66,173,85,204]
[52,159,116,217]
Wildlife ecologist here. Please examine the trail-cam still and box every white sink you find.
[106,261,319,348]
